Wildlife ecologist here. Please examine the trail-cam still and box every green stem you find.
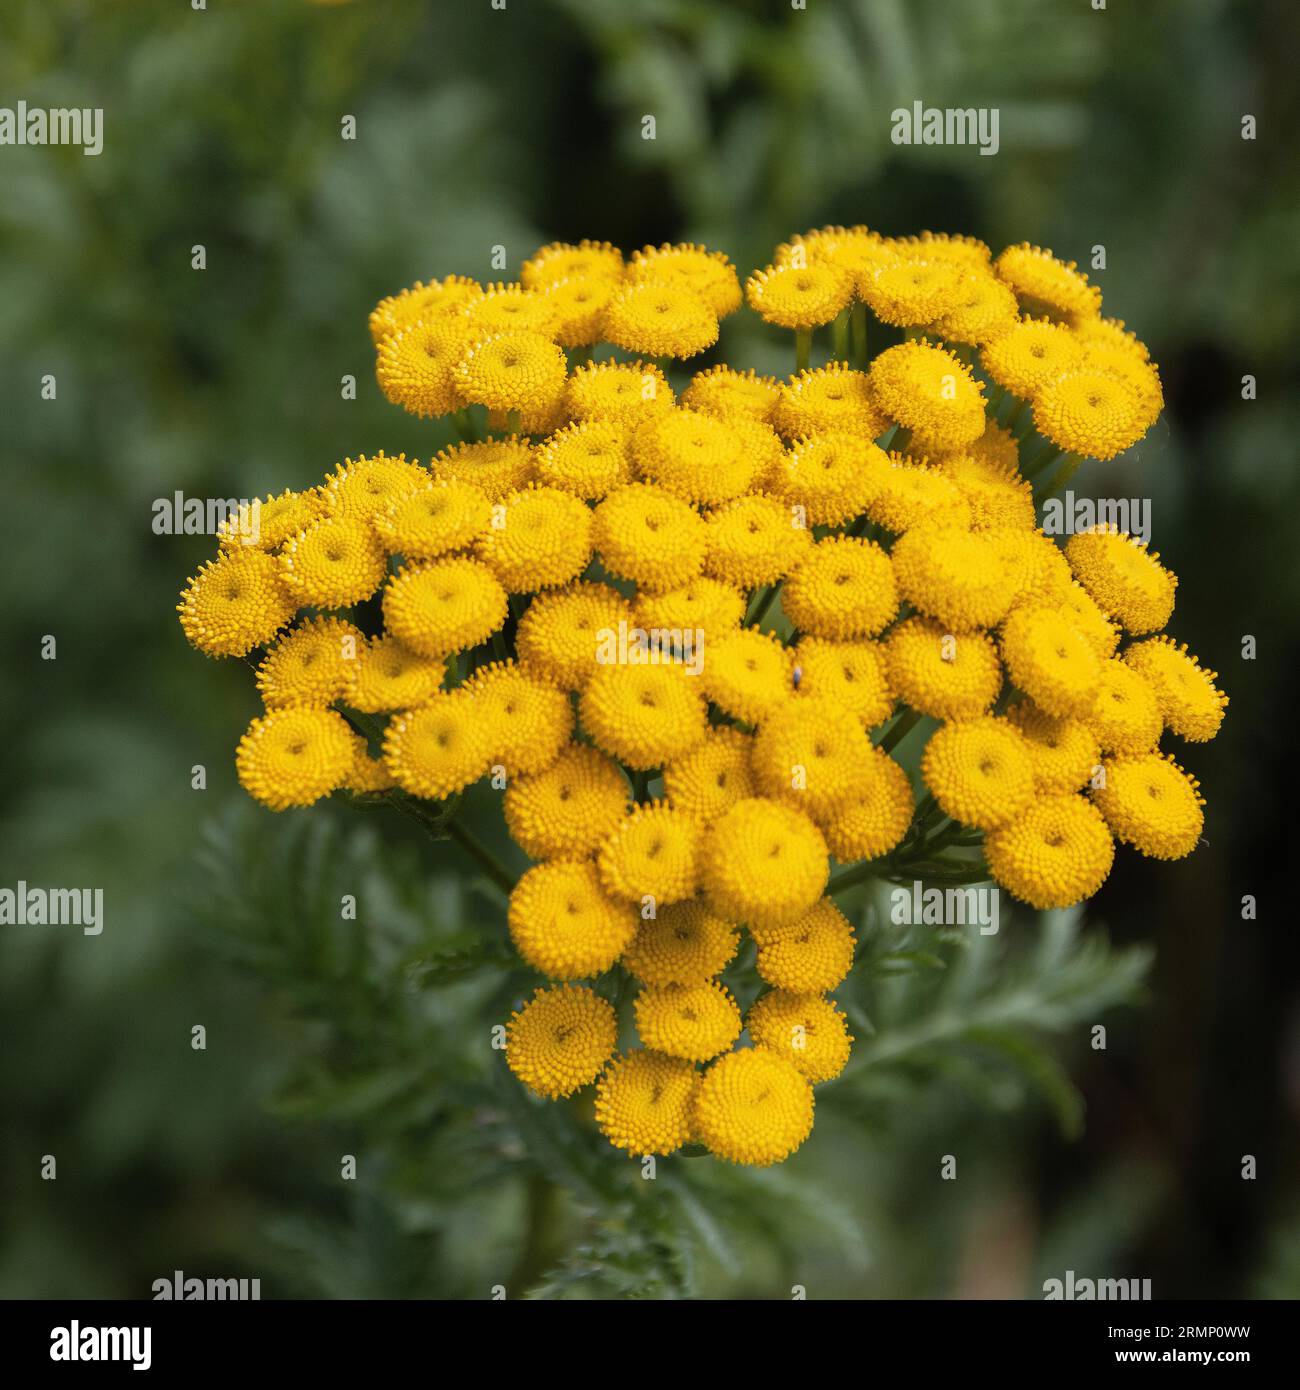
[505,408,522,437]
[1038,452,1083,499]
[745,582,782,628]
[444,819,517,894]
[794,328,812,375]
[877,707,922,755]
[889,425,913,456]
[850,302,868,368]
[828,859,880,895]
[1022,439,1063,478]
[1004,397,1028,434]
[830,310,849,362]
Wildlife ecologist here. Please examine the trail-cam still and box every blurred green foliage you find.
[1,0,1297,1298]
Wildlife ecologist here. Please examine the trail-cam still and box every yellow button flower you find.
[662,728,758,825]
[382,556,508,658]
[235,707,355,811]
[745,261,853,329]
[772,363,888,441]
[382,690,491,800]
[580,662,709,771]
[601,280,719,358]
[692,1047,814,1166]
[1084,658,1162,756]
[515,581,634,690]
[595,1049,698,1155]
[993,242,1103,324]
[597,803,701,906]
[792,636,893,729]
[178,548,297,658]
[985,793,1115,908]
[534,419,633,500]
[681,364,780,424]
[627,242,742,316]
[621,900,739,986]
[345,634,445,714]
[999,604,1102,717]
[1091,753,1204,860]
[783,536,898,639]
[820,747,915,861]
[1005,700,1101,795]
[700,797,828,930]
[475,484,593,592]
[1065,527,1177,635]
[256,616,363,709]
[869,340,986,452]
[504,743,630,861]
[506,984,617,1099]
[1123,637,1228,743]
[374,479,492,560]
[891,526,1017,632]
[752,896,855,992]
[431,437,536,502]
[465,660,575,777]
[746,991,853,1084]
[508,860,637,980]
[565,358,674,426]
[635,980,742,1062]
[884,616,1002,721]
[592,482,707,591]
[920,716,1036,831]
[699,628,796,725]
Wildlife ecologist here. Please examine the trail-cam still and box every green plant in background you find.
[2,0,1297,1300]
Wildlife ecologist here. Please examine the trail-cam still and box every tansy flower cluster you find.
[178,229,1225,1168]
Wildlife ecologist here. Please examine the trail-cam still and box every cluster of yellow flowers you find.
[178,229,1227,1167]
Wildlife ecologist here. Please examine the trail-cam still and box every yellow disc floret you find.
[235,707,355,810]
[507,860,637,980]
[692,1047,814,1166]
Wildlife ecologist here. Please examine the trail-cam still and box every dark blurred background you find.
[1,0,1297,1299]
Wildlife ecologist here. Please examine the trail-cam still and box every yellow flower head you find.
[993,243,1103,324]
[235,706,355,810]
[508,860,637,980]
[703,492,812,587]
[980,318,1086,399]
[602,280,719,358]
[681,364,780,424]
[869,340,986,451]
[580,662,709,771]
[376,316,476,418]
[1051,577,1122,659]
[621,899,739,986]
[884,616,1002,721]
[431,437,536,502]
[342,732,396,795]
[217,487,327,554]
[986,793,1115,908]
[458,281,558,339]
[1085,657,1162,755]
[346,633,445,714]
[752,896,855,993]
[700,797,828,929]
[793,637,893,728]
[628,242,743,317]
[746,991,853,1083]
[753,697,877,819]
[382,556,508,658]
[663,727,758,825]
[324,453,429,525]
[534,419,633,500]
[772,363,887,441]
[1005,700,1101,795]
[475,484,593,592]
[963,420,1023,474]
[541,275,620,349]
[777,224,893,280]
[631,407,767,506]
[374,480,492,560]
[521,239,625,291]
[1122,636,1227,743]
[1033,370,1146,460]
[745,261,853,329]
[1065,527,1177,635]
[995,529,1074,608]
[454,330,568,415]
[256,616,362,709]
[861,457,973,535]
[598,803,701,906]
[178,548,296,658]
[383,690,491,800]
[700,628,796,725]
[369,275,483,345]
[920,715,1036,831]
[892,231,993,271]
[504,742,629,861]
[772,433,884,527]
[938,453,1036,532]
[635,980,742,1062]
[890,526,1016,632]
[935,272,1020,345]
[595,1049,698,1155]
[1091,752,1204,860]
[1072,316,1151,362]
[783,536,898,640]
[506,984,617,1098]
[591,482,707,591]
[636,577,747,637]
[692,1047,814,1166]
[565,359,674,427]
[465,659,575,776]
[859,256,968,328]
[515,581,634,690]
[999,604,1102,717]
[277,514,386,609]
[821,746,915,861]
[1080,343,1164,431]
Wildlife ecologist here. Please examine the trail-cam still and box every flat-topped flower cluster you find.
[177,229,1226,1166]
